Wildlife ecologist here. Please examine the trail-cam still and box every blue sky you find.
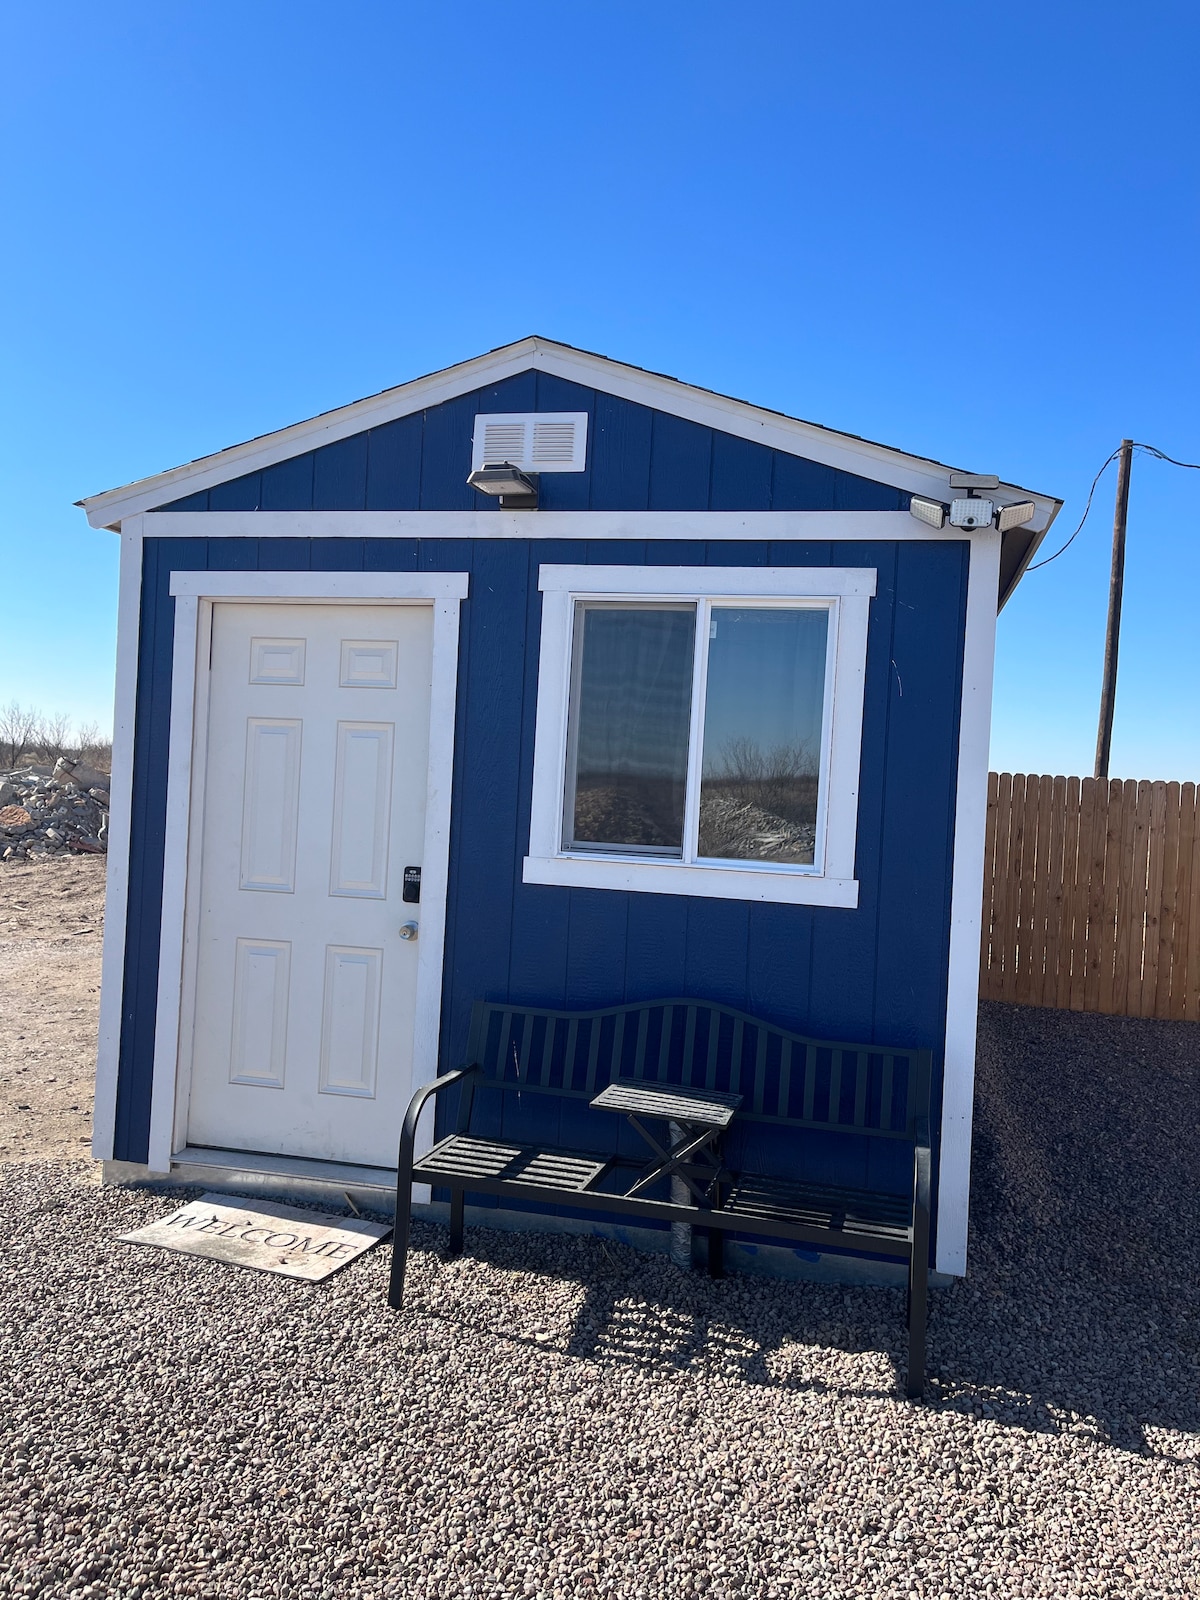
[3,1,1197,780]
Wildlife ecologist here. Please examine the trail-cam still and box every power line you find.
[1135,444,1200,470]
[1026,447,1121,571]
[1027,439,1199,572]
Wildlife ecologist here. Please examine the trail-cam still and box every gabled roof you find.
[77,335,1061,600]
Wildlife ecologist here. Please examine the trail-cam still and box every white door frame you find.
[145,569,470,1173]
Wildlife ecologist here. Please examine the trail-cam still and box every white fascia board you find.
[79,339,543,528]
[532,344,1061,532]
[80,335,1060,533]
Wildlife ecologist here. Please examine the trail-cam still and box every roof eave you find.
[77,336,1061,555]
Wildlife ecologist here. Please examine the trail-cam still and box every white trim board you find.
[79,336,1060,535]
[138,507,974,545]
[524,565,873,910]
[935,526,1001,1276]
[169,570,470,600]
[92,569,469,1177]
[91,517,147,1160]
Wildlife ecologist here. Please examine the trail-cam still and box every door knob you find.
[399,922,419,941]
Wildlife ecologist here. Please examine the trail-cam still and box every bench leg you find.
[448,1189,465,1256]
[906,1135,932,1399]
[387,1189,413,1311]
[906,1250,928,1400]
[707,1228,724,1279]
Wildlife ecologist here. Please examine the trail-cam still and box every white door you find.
[185,601,433,1168]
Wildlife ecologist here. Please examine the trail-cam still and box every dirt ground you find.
[0,856,105,1161]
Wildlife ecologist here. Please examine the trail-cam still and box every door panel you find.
[186,601,433,1167]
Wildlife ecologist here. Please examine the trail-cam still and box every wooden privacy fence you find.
[980,773,1200,1020]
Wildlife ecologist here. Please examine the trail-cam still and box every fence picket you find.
[1154,782,1181,1019]
[1174,784,1197,1023]
[992,772,1015,1001]
[1009,774,1031,1003]
[1142,783,1168,1014]
[1112,779,1139,1014]
[1040,775,1068,1006]
[1096,781,1122,1013]
[1024,774,1049,998]
[1186,786,1200,1024]
[1082,780,1109,1012]
[1055,778,1081,1010]
[1025,775,1052,1005]
[1066,780,1094,1011]
[980,772,1000,997]
[1123,783,1152,1016]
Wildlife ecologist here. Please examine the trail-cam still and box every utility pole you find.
[1094,438,1134,780]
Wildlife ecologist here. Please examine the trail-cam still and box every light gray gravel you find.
[1,1002,1198,1599]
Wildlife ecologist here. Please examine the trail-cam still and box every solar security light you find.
[908,495,947,529]
[948,473,1000,491]
[949,498,995,529]
[466,462,540,509]
[996,500,1037,533]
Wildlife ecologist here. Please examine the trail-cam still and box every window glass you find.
[698,607,828,864]
[566,604,696,854]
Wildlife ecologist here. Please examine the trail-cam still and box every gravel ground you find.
[1,1003,1198,1598]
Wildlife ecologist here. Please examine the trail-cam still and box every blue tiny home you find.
[80,337,1060,1282]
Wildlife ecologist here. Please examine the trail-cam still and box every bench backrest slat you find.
[463,998,931,1141]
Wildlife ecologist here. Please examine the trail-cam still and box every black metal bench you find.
[388,998,933,1398]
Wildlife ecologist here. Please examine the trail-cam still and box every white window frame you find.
[524,565,876,908]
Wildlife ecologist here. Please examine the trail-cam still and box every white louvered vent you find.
[471,412,588,473]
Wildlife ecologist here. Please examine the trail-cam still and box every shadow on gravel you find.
[414,1003,1200,1457]
[925,1001,1200,1459]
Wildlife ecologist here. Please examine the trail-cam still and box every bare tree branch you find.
[0,701,40,769]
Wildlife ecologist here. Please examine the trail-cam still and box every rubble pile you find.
[0,757,110,862]
[697,791,817,863]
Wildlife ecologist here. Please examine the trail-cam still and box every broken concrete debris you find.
[0,761,109,862]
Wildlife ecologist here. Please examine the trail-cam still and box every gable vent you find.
[471,412,588,473]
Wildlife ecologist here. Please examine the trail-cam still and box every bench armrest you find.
[396,1065,482,1188]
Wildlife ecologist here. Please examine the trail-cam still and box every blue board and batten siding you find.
[116,372,968,1247]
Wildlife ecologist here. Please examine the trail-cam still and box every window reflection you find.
[567,604,696,854]
[698,607,828,864]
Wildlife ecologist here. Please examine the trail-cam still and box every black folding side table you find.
[589,1081,743,1204]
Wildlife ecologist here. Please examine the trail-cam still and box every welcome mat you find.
[119,1192,391,1281]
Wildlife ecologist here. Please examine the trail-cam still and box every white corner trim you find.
[92,516,146,1160]
[144,570,468,1173]
[80,336,1059,532]
[523,567,872,910]
[935,527,1001,1277]
[168,570,470,600]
